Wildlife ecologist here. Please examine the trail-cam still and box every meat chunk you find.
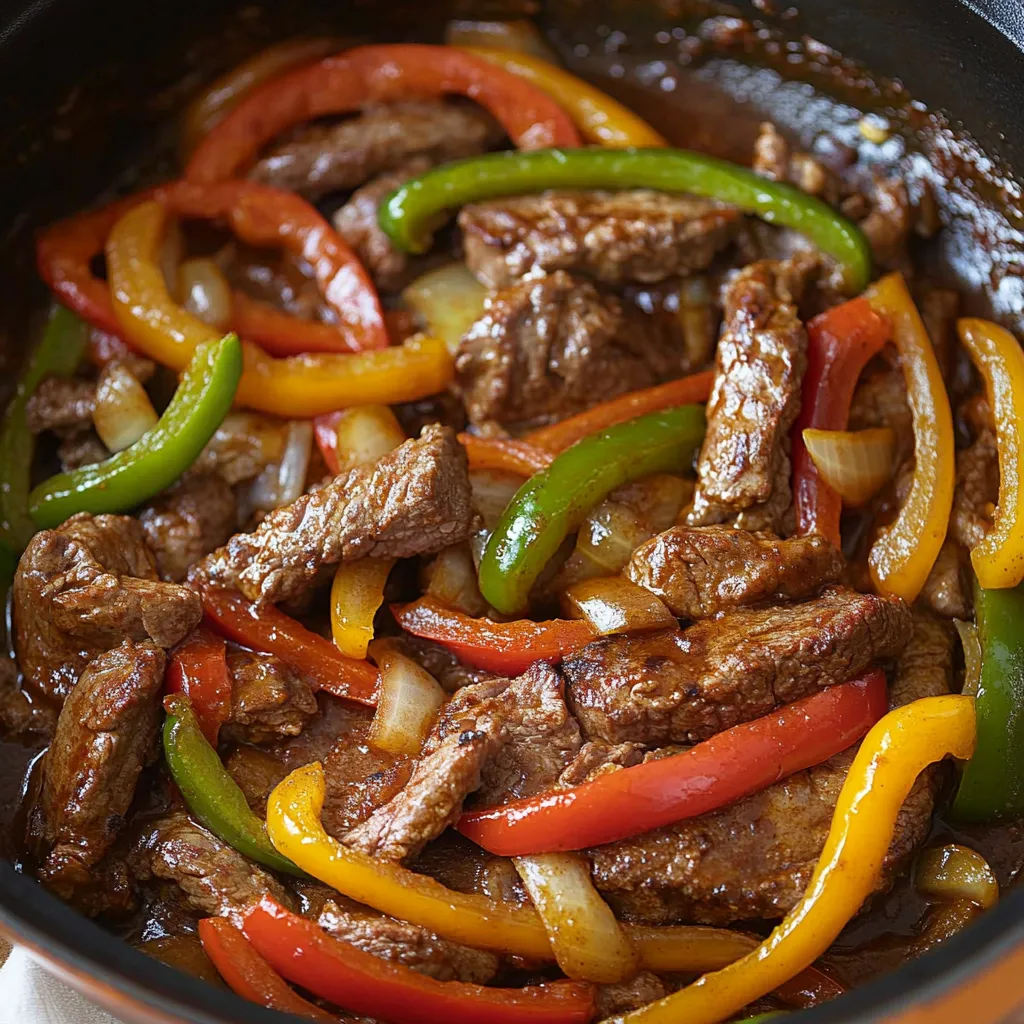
[29,641,165,903]
[0,655,55,735]
[688,258,812,533]
[57,431,108,472]
[398,635,497,693]
[138,474,237,583]
[456,271,687,430]
[950,422,998,552]
[194,425,474,606]
[590,612,952,924]
[594,974,668,1018]
[14,513,202,702]
[752,122,841,203]
[221,648,318,745]
[26,377,96,435]
[563,587,912,746]
[918,539,970,620]
[626,526,843,619]
[190,412,289,486]
[558,741,646,787]
[459,191,740,288]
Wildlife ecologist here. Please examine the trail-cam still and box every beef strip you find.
[14,513,201,703]
[193,424,474,606]
[58,431,108,471]
[626,526,843,619]
[688,257,812,533]
[590,612,951,924]
[950,408,998,552]
[459,191,741,288]
[594,974,669,1018]
[221,648,318,746]
[30,641,165,904]
[918,538,970,620]
[138,474,237,583]
[26,377,96,435]
[563,586,912,746]
[397,635,496,693]
[456,271,687,430]
[190,412,288,486]
[558,741,646,787]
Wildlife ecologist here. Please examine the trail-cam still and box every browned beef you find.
[459,191,740,288]
[193,425,474,605]
[626,526,843,619]
[26,377,96,435]
[590,612,951,924]
[190,412,288,486]
[558,741,646,787]
[688,257,812,533]
[138,474,237,583]
[456,271,687,430]
[918,539,970,620]
[221,648,318,746]
[57,430,108,471]
[563,586,912,746]
[250,100,501,198]
[30,641,164,903]
[398,635,496,693]
[0,655,55,735]
[14,514,201,702]
[752,122,841,204]
[594,974,668,1018]
[950,413,998,552]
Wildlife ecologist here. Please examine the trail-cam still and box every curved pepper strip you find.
[331,558,394,660]
[956,318,1024,589]
[791,297,890,547]
[187,43,581,183]
[865,273,955,602]
[457,434,553,476]
[479,405,705,615]
[458,671,887,855]
[379,149,872,293]
[165,627,232,746]
[229,291,367,357]
[607,694,977,1024]
[459,47,668,147]
[29,333,242,529]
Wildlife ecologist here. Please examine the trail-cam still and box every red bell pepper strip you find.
[458,670,887,856]
[314,411,344,475]
[242,896,596,1024]
[457,434,553,477]
[392,596,596,675]
[165,627,232,746]
[230,290,368,357]
[201,587,378,705]
[791,297,890,547]
[187,44,581,184]
[198,918,338,1022]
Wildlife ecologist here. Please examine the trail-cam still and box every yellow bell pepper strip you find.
[864,273,955,603]
[106,200,453,417]
[956,318,1024,589]
[459,47,668,147]
[604,694,977,1024]
[331,558,394,660]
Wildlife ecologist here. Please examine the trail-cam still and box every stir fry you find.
[3,17,1022,1024]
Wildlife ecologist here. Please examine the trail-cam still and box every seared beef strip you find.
[398,635,496,693]
[590,612,951,924]
[30,641,165,903]
[688,257,813,533]
[626,526,843,619]
[57,431,108,472]
[26,377,96,435]
[563,586,912,746]
[14,514,201,702]
[950,403,998,552]
[221,648,318,746]
[193,425,474,605]
[459,191,741,288]
[594,975,669,1018]
[190,412,288,486]
[918,539,970,620]
[558,741,646,787]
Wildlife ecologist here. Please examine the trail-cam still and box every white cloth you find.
[0,946,124,1024]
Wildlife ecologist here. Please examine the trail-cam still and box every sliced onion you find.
[444,19,559,61]
[803,426,896,505]
[562,576,676,636]
[334,405,406,473]
[470,469,524,530]
[424,543,488,617]
[249,420,314,511]
[160,218,185,300]
[402,263,487,353]
[92,363,159,452]
[677,276,716,369]
[916,844,999,909]
[954,619,982,698]
[513,853,639,983]
[620,474,692,534]
[368,640,446,756]
[178,258,233,329]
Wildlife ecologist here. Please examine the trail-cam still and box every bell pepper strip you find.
[956,318,1024,589]
[392,597,595,675]
[0,306,89,550]
[378,149,872,293]
[479,405,705,615]
[165,628,232,746]
[457,434,553,476]
[163,694,305,877]
[314,411,345,475]
[953,580,1024,821]
[459,671,886,855]
[29,333,242,529]
[243,896,595,1024]
[791,296,890,547]
[186,44,581,184]
[864,273,955,602]
[230,290,369,357]
[459,47,667,147]
[606,694,977,1024]
[198,917,338,1023]
[331,558,394,660]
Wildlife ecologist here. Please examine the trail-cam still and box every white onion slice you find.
[179,258,233,329]
[334,405,406,473]
[368,642,446,756]
[803,426,896,505]
[562,576,676,636]
[92,363,159,452]
[249,420,313,511]
[425,543,488,617]
[402,263,487,353]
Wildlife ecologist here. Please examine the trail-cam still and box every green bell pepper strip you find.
[478,405,706,616]
[163,694,304,877]
[379,148,873,293]
[952,580,1024,821]
[29,333,242,529]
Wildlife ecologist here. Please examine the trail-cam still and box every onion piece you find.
[953,619,982,698]
[249,420,314,511]
[444,19,559,62]
[178,258,233,329]
[402,263,487,353]
[92,363,159,452]
[470,470,523,530]
[802,426,896,505]
[677,276,716,369]
[513,853,639,983]
[367,640,446,756]
[915,843,999,909]
[424,543,488,617]
[160,218,185,300]
[334,405,406,473]
[562,576,675,636]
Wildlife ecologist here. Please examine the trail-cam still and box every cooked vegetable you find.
[444,19,559,61]
[29,333,241,529]
[403,263,487,353]
[458,434,553,476]
[561,577,675,636]
[367,641,446,756]
[379,149,872,292]
[178,258,233,329]
[92,362,160,452]
[331,559,394,660]
[331,405,406,472]
[164,628,231,746]
[954,619,983,697]
[801,427,896,505]
[915,844,999,909]
[424,543,488,617]
[229,291,369,357]
[248,419,313,511]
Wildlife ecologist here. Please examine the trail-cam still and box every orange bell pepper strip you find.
[864,273,954,602]
[457,434,553,476]
[957,318,1024,589]
[186,43,581,183]
[165,627,232,746]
